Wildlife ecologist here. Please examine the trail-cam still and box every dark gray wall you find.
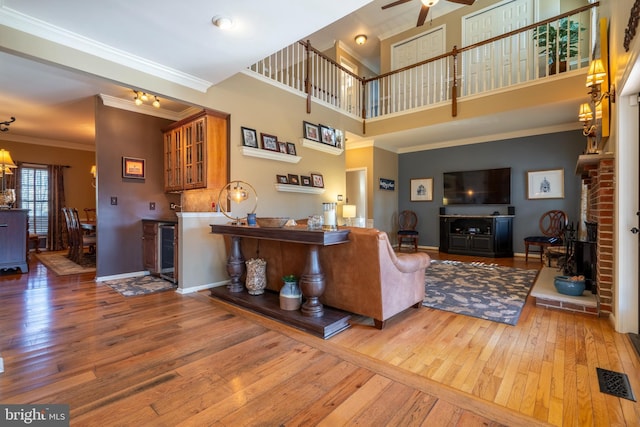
[399,130,585,253]
[94,98,177,277]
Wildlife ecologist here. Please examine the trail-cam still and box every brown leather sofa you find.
[233,226,431,329]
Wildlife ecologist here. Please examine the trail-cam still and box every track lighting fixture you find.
[133,90,161,108]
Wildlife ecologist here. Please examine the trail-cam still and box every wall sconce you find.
[578,58,615,154]
[133,90,161,108]
[90,165,96,188]
[354,34,367,45]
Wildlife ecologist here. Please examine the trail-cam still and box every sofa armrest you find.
[379,232,431,273]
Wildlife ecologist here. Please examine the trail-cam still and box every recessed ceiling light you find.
[212,16,233,30]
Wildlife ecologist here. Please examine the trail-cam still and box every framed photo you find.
[286,142,297,156]
[122,157,145,179]
[410,178,433,201]
[278,141,288,154]
[527,169,564,199]
[276,174,288,184]
[260,133,278,152]
[379,178,395,191]
[241,126,258,148]
[311,173,324,188]
[334,129,344,149]
[287,174,300,185]
[303,121,320,141]
[300,175,312,186]
[319,125,336,146]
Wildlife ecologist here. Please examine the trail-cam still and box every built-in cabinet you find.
[440,215,513,257]
[0,209,28,273]
[163,109,229,192]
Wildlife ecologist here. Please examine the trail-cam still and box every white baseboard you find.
[176,280,229,294]
[0,356,4,373]
[95,271,149,282]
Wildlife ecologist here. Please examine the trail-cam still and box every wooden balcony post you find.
[452,46,458,118]
[304,40,311,114]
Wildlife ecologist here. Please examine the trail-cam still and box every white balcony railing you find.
[248,4,597,121]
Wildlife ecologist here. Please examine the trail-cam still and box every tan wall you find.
[372,147,399,235]
[199,72,362,220]
[0,139,95,211]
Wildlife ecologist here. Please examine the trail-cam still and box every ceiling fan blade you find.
[381,0,412,10]
[417,5,430,26]
[447,0,476,5]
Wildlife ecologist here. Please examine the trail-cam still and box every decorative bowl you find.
[554,275,586,296]
[256,217,289,228]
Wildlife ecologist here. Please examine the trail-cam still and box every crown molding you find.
[0,5,212,93]
[0,133,95,152]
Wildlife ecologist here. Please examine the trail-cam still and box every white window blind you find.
[20,166,49,236]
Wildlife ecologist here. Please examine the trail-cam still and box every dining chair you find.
[524,210,567,261]
[71,208,96,263]
[397,210,419,252]
[84,208,96,222]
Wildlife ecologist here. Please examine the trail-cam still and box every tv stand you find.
[439,215,513,257]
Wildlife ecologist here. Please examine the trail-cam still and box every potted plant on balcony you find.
[533,17,583,75]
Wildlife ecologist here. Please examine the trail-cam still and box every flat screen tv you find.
[443,167,511,205]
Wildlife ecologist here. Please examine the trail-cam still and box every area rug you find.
[102,275,176,297]
[423,260,539,325]
[35,250,96,275]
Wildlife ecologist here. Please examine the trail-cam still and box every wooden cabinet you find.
[163,109,229,192]
[440,215,513,257]
[0,209,29,273]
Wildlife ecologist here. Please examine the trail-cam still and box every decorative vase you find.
[279,279,302,311]
[245,258,267,295]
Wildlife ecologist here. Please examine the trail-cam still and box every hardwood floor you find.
[0,252,638,426]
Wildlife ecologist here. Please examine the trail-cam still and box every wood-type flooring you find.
[0,251,638,426]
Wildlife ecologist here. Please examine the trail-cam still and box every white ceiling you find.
[0,0,583,153]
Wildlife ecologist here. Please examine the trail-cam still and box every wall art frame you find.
[527,168,564,199]
[410,177,433,201]
[122,157,145,179]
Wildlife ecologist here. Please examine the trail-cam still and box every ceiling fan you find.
[382,0,476,27]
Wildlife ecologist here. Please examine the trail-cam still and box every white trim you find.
[176,280,228,294]
[95,271,149,282]
[99,94,189,121]
[0,4,212,92]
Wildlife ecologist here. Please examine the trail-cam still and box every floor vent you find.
[596,368,636,401]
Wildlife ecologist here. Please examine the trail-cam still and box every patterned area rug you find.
[35,250,96,275]
[423,260,539,325]
[103,275,176,297]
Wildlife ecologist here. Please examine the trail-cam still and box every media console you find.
[439,215,514,257]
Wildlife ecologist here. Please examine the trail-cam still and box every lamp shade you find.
[90,165,97,177]
[342,204,356,219]
[586,59,606,87]
[578,103,592,122]
[0,149,17,168]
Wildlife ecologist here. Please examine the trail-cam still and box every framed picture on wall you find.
[410,177,433,201]
[260,133,279,152]
[527,169,564,199]
[241,126,258,148]
[300,175,312,186]
[122,157,145,179]
[311,173,324,188]
[303,121,320,141]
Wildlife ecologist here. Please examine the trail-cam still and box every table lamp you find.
[342,204,356,226]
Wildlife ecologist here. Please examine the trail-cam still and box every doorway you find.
[346,168,367,225]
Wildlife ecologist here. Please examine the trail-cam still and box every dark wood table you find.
[210,224,351,339]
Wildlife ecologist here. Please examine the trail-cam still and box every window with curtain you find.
[19,165,49,236]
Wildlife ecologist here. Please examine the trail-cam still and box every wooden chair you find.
[84,208,96,222]
[524,210,567,262]
[397,210,419,252]
[63,207,96,264]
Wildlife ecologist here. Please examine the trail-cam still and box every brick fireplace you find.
[532,153,614,316]
[580,154,615,315]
